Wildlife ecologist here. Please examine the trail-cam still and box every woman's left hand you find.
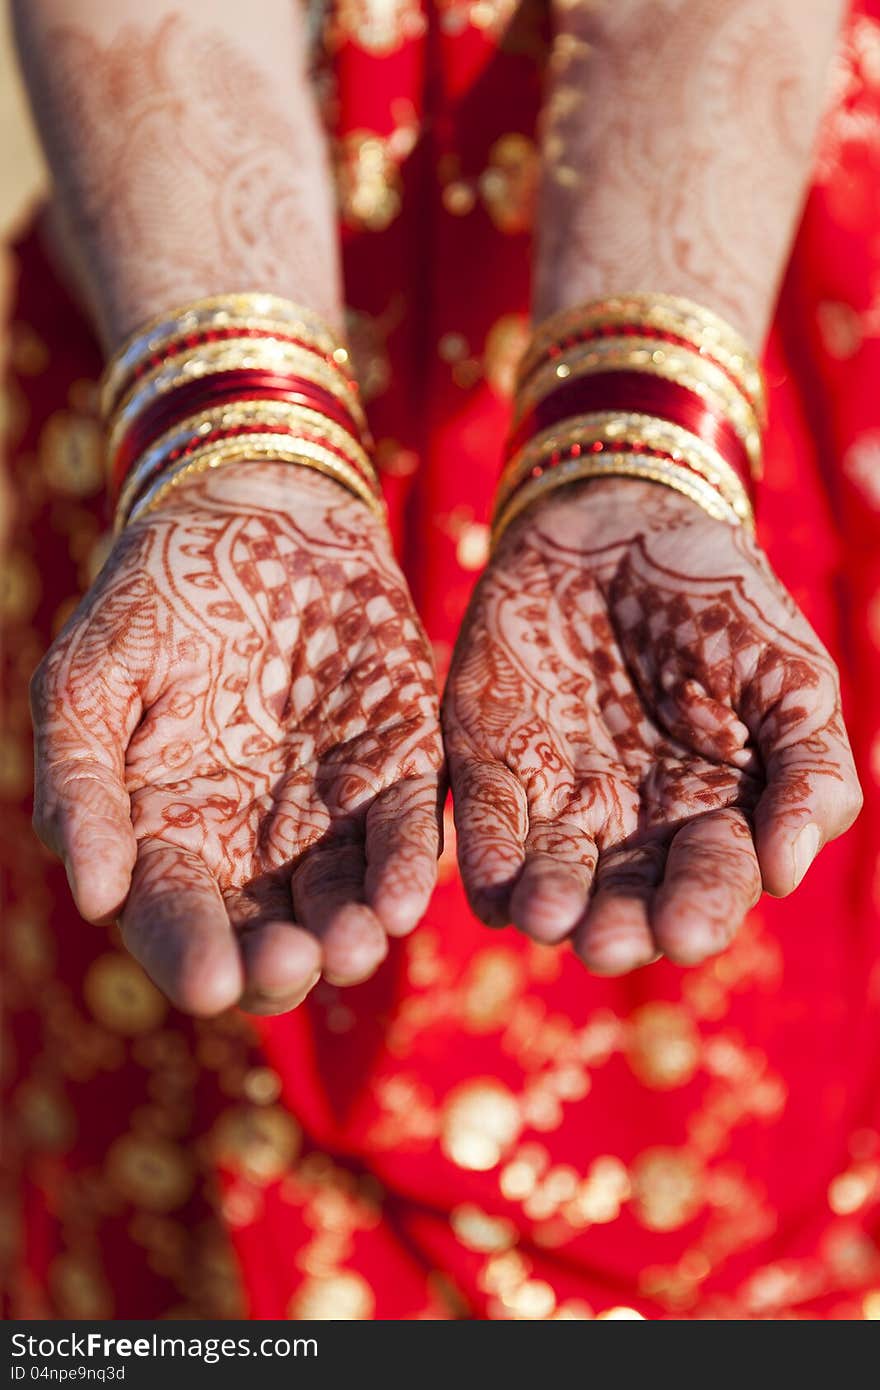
[442,477,862,974]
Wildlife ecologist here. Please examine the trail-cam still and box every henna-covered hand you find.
[31,463,442,1016]
[443,479,862,974]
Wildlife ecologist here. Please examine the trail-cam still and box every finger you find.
[573,837,666,976]
[509,817,598,944]
[656,675,758,772]
[651,808,761,965]
[292,838,388,987]
[224,876,322,1016]
[753,677,863,896]
[120,841,243,1016]
[30,653,141,924]
[448,756,528,926]
[238,926,321,1017]
[364,775,441,937]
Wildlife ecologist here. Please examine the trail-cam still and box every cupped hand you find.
[31,462,443,1015]
[443,477,862,974]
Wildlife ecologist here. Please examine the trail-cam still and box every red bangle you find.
[110,371,365,495]
[506,370,754,496]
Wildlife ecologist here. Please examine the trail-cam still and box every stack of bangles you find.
[101,292,386,533]
[491,292,765,549]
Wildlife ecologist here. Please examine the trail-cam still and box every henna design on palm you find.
[443,478,861,974]
[31,463,443,1016]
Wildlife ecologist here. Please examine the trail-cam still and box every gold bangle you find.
[114,399,378,527]
[517,293,766,423]
[491,453,745,551]
[494,411,754,527]
[106,339,367,467]
[513,335,763,478]
[101,293,351,418]
[122,436,386,531]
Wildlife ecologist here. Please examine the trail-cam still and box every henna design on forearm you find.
[535,0,846,344]
[14,8,341,342]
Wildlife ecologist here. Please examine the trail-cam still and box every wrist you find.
[129,456,384,523]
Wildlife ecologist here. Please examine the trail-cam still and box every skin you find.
[16,3,445,1012]
[534,0,847,342]
[445,0,862,970]
[12,3,342,342]
[30,463,442,1016]
[20,0,862,1009]
[443,478,861,973]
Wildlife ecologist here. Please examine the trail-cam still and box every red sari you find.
[2,0,880,1320]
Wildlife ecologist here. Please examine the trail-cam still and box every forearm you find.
[535,0,845,349]
[12,0,340,348]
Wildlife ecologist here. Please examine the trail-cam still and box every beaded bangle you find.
[492,452,743,548]
[492,294,763,548]
[114,400,379,531]
[516,292,766,423]
[126,436,386,529]
[100,294,384,529]
[100,293,351,417]
[494,411,755,530]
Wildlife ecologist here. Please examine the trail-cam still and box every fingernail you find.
[792,823,820,888]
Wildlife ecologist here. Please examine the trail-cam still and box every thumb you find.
[30,631,141,923]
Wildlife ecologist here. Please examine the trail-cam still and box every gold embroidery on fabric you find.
[328,0,427,56]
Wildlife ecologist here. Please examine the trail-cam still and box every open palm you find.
[31,463,442,1015]
[443,477,861,973]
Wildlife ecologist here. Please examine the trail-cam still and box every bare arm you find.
[20,3,444,1016]
[444,0,861,972]
[535,0,845,346]
[12,0,341,345]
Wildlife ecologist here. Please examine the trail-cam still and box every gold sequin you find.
[552,1300,594,1319]
[451,1203,517,1253]
[566,1155,630,1226]
[329,0,426,55]
[440,1079,521,1171]
[14,1078,75,1151]
[289,1270,375,1320]
[461,948,524,1029]
[499,1277,556,1319]
[209,1104,302,1183]
[10,322,50,375]
[630,1148,703,1232]
[443,182,477,216]
[480,134,539,235]
[242,1067,283,1106]
[484,313,529,398]
[625,1001,700,1090]
[50,1253,113,1319]
[0,549,41,622]
[106,1133,194,1212]
[39,412,104,496]
[83,953,167,1036]
[6,909,54,981]
[828,1162,879,1215]
[336,132,403,232]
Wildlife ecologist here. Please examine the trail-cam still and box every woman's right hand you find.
[30,462,443,1017]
